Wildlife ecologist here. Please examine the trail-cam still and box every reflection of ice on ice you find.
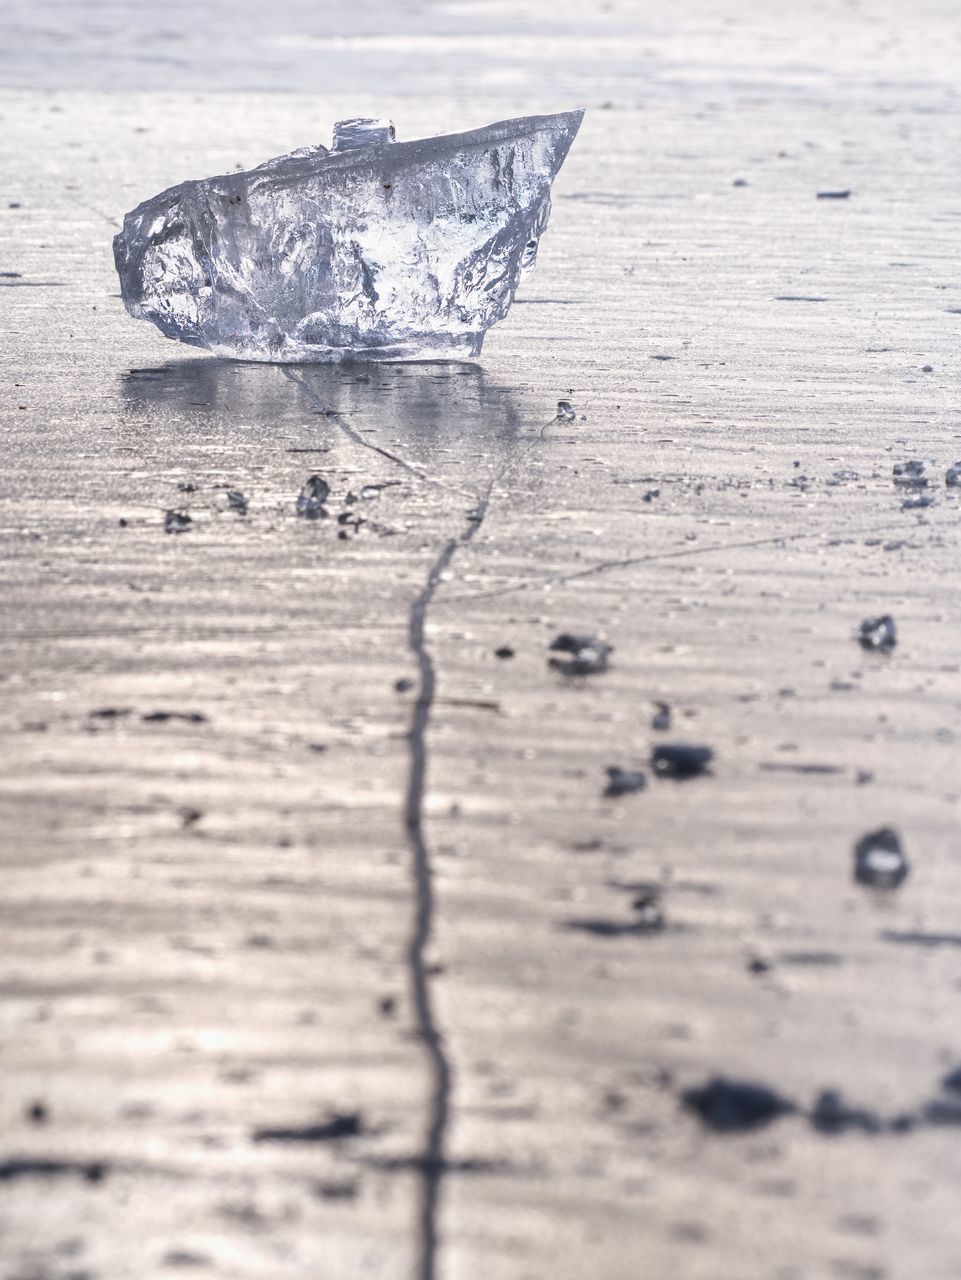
[114,111,583,363]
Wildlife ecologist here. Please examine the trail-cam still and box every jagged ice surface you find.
[113,111,583,362]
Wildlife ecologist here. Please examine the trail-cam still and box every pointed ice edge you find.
[114,109,585,364]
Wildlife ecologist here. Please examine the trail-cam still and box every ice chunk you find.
[296,474,330,518]
[114,111,584,363]
[857,614,897,653]
[164,510,191,534]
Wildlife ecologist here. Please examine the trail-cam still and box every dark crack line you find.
[405,483,492,1280]
[286,366,429,480]
[289,359,505,1279]
[436,516,929,606]
[285,360,544,1278]
[406,535,457,1280]
[283,367,476,495]
[76,198,121,230]
[397,416,570,1276]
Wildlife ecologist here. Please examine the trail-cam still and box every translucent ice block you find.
[113,110,584,363]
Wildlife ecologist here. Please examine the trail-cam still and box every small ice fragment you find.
[164,510,191,534]
[857,614,897,653]
[296,474,330,519]
[604,766,646,797]
[113,111,583,363]
[555,399,576,421]
[854,827,909,889]
[331,118,396,151]
[548,633,612,677]
[227,490,248,515]
[892,459,927,488]
[651,744,713,780]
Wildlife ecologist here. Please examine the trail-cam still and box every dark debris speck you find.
[0,1157,107,1183]
[604,766,647,797]
[252,1111,363,1143]
[142,711,207,725]
[652,744,713,780]
[921,1099,961,1127]
[809,1090,883,1135]
[682,1078,795,1132]
[651,701,672,731]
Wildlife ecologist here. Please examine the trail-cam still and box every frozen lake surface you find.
[1,2,961,1278]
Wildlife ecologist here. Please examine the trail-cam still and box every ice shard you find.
[113,110,584,363]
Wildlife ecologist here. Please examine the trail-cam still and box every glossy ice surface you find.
[113,111,583,362]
